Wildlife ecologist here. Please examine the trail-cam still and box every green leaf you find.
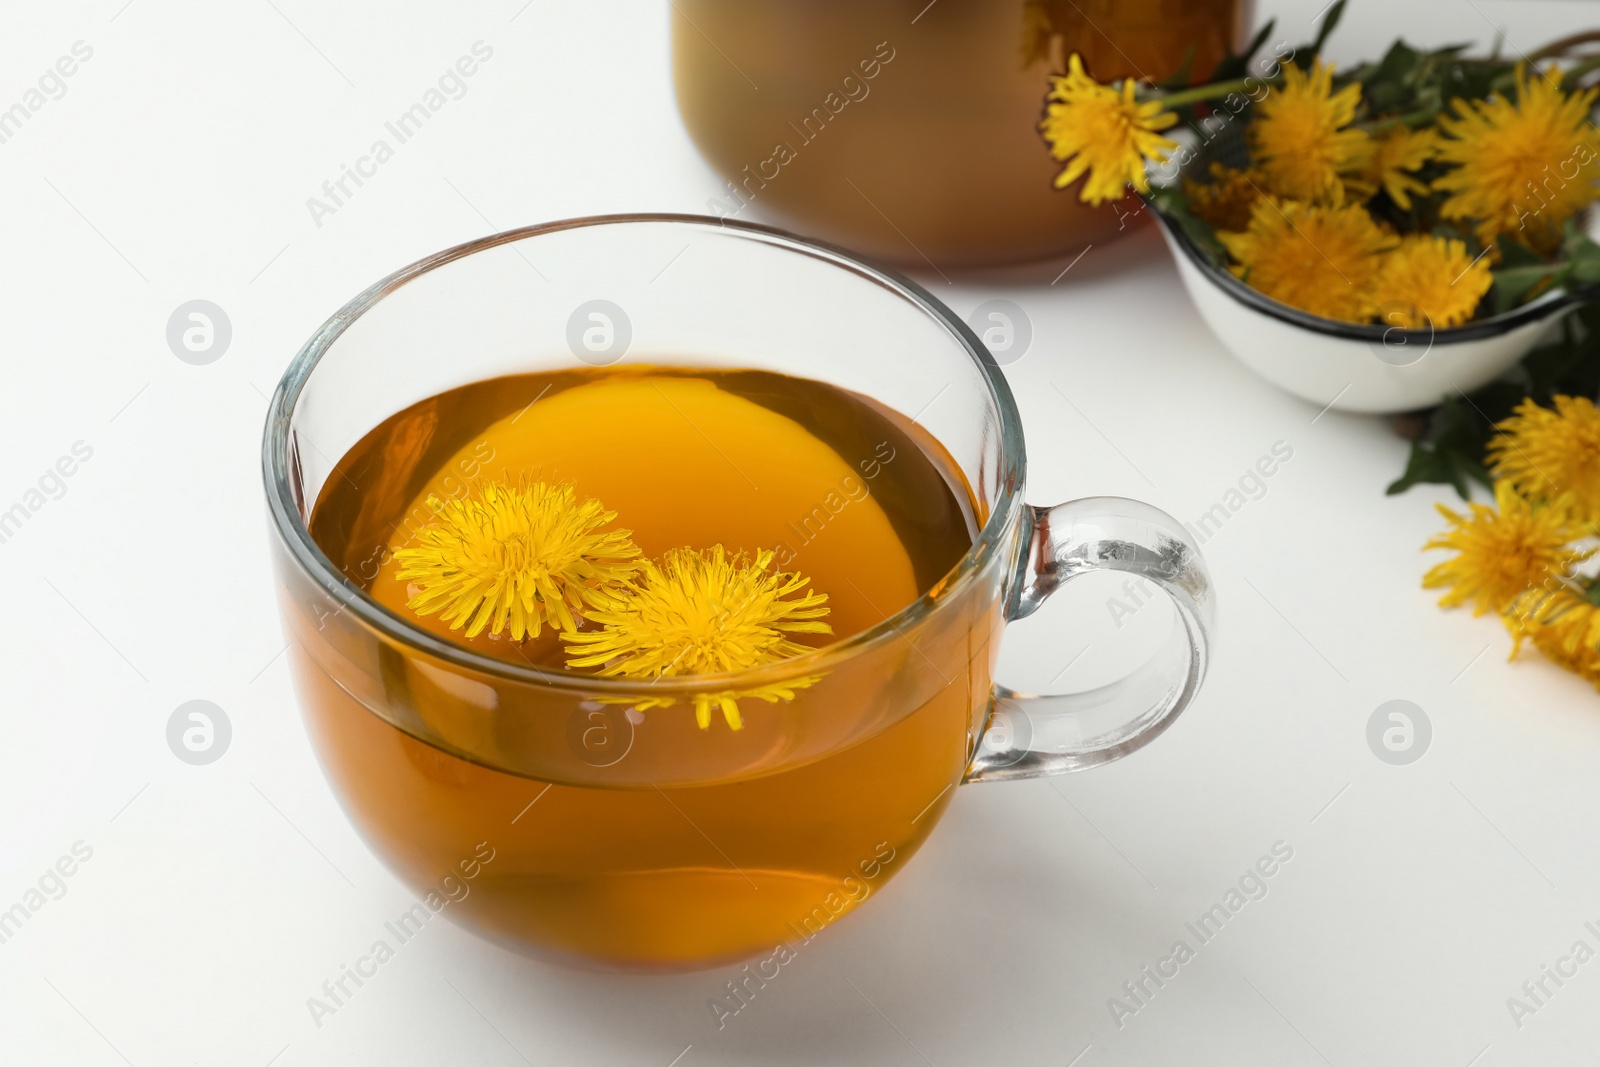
[1386,395,1498,498]
[1310,0,1347,56]
[1210,18,1277,84]
[1246,18,1278,62]
[1570,244,1600,284]
[1386,440,1490,499]
[1491,264,1562,314]
[1531,303,1600,398]
[1453,58,1512,102]
[1387,295,1600,497]
[1496,234,1546,268]
[1561,228,1600,285]
[1386,441,1458,495]
[1373,40,1420,84]
[1156,45,1198,92]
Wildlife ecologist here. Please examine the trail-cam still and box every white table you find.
[4,1,1599,1063]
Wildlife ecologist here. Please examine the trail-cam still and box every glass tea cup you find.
[262,215,1213,970]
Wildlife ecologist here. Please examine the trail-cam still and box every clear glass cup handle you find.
[965,497,1215,782]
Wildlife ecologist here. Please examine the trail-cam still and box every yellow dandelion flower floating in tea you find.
[1507,588,1600,688]
[395,481,641,640]
[1184,163,1264,232]
[1249,59,1374,204]
[1488,395,1600,527]
[1435,65,1600,251]
[1040,53,1179,205]
[1371,235,1493,329]
[1218,198,1397,323]
[564,546,832,730]
[1422,480,1590,617]
[1365,126,1438,210]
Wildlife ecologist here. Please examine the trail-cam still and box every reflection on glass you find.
[673,0,1251,267]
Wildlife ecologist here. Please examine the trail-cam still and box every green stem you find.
[1497,262,1568,280]
[1153,75,1275,110]
[1365,106,1443,133]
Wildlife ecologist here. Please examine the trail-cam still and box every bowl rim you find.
[1151,201,1584,345]
[261,213,1027,694]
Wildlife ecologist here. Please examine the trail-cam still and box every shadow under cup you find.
[263,216,1210,970]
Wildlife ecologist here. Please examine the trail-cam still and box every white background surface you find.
[4,1,1600,1064]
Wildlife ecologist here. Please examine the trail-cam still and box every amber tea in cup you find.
[265,216,1214,969]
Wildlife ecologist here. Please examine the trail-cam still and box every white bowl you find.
[1155,213,1579,415]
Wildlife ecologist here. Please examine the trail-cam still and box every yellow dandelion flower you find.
[1218,197,1397,323]
[394,481,641,640]
[563,546,832,730]
[1365,126,1438,209]
[1040,53,1178,205]
[1371,235,1492,329]
[1488,395,1600,527]
[1184,163,1264,232]
[1506,588,1600,688]
[1249,59,1375,204]
[1422,479,1590,616]
[1435,65,1600,252]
